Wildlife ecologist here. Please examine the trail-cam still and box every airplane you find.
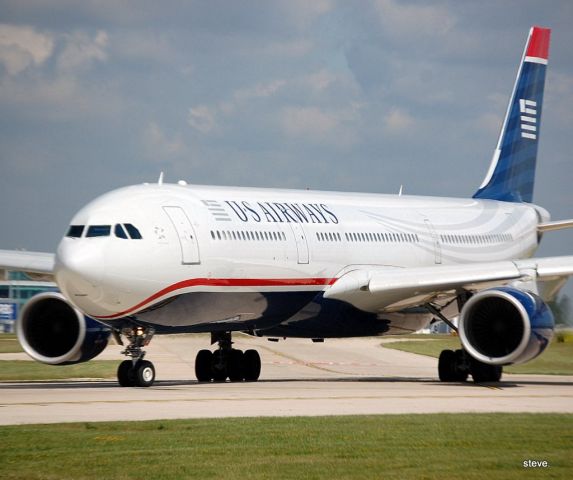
[1,26,572,388]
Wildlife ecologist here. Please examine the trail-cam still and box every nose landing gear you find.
[115,326,156,387]
[194,332,261,383]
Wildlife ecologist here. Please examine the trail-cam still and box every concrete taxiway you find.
[1,335,572,425]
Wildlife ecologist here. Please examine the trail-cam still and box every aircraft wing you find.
[324,256,573,312]
[0,249,55,274]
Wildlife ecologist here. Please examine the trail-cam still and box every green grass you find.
[383,336,573,375]
[0,414,571,479]
[0,360,118,381]
[0,334,23,354]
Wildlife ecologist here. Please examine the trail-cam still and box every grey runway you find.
[1,335,572,425]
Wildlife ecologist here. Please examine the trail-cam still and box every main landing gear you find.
[438,348,502,383]
[194,332,261,383]
[115,325,156,387]
[427,300,502,383]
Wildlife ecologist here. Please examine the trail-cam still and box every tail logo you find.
[519,99,538,140]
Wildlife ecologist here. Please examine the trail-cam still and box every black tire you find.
[470,358,502,383]
[117,360,135,387]
[243,349,261,381]
[454,349,469,382]
[195,349,213,382]
[228,349,245,382]
[211,350,228,382]
[134,360,155,387]
[438,349,456,381]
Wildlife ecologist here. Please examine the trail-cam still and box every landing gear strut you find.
[195,332,261,383]
[438,348,502,383]
[115,325,156,387]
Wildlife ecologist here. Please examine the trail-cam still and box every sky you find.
[0,1,572,297]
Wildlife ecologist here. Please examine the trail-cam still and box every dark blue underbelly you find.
[101,291,428,338]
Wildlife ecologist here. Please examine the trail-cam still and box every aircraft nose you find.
[55,240,105,301]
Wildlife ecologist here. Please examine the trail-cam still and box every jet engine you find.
[17,292,110,365]
[459,287,554,366]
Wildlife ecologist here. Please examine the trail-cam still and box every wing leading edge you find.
[0,250,55,274]
[324,256,573,313]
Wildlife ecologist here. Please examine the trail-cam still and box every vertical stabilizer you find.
[474,26,550,203]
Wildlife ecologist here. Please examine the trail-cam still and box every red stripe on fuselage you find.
[93,277,337,320]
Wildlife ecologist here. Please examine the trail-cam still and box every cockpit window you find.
[114,224,128,239]
[66,225,85,238]
[124,223,142,239]
[86,225,111,237]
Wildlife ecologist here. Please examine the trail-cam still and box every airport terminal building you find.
[0,270,57,333]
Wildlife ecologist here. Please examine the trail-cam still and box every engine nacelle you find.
[459,287,554,366]
[16,292,110,365]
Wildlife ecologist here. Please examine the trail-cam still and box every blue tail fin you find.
[474,26,550,203]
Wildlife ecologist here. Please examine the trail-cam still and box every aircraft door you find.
[163,206,201,264]
[289,223,309,264]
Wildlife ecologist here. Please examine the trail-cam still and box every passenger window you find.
[66,225,84,238]
[124,224,143,239]
[114,224,128,239]
[87,225,111,237]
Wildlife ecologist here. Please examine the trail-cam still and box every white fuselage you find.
[54,183,542,335]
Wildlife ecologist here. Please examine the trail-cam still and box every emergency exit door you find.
[163,206,201,264]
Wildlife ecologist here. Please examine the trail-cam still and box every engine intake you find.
[459,287,554,365]
[17,292,110,365]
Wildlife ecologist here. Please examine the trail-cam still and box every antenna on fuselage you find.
[158,171,164,186]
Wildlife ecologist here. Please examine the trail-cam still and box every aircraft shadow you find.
[0,376,571,390]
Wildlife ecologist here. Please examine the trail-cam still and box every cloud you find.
[260,39,314,57]
[190,79,288,131]
[302,69,338,92]
[383,107,415,134]
[57,30,108,72]
[0,25,117,121]
[0,74,124,120]
[373,0,456,39]
[281,106,339,137]
[0,24,54,75]
[111,30,174,64]
[188,105,217,133]
[280,105,360,146]
[144,121,186,158]
[546,72,573,128]
[232,79,287,104]
[278,0,333,29]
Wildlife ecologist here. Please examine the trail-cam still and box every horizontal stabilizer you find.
[538,219,573,232]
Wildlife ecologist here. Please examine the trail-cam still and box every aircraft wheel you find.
[211,350,228,382]
[227,349,245,382]
[438,349,456,381]
[243,349,261,382]
[195,349,213,382]
[134,360,155,387]
[470,358,502,383]
[117,360,135,387]
[454,349,469,382]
